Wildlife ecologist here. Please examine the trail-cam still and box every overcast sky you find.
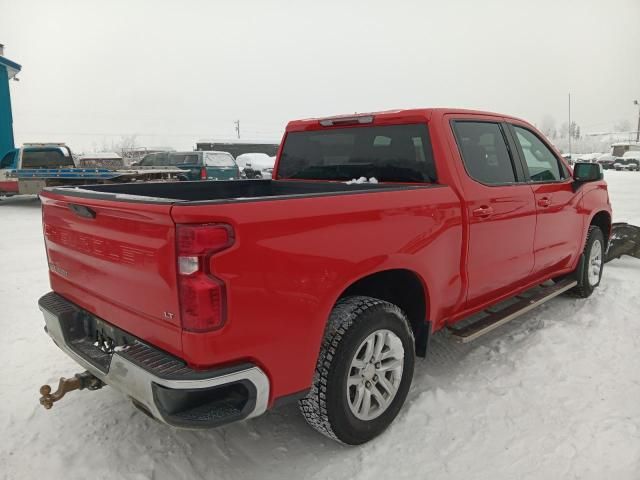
[1,0,639,152]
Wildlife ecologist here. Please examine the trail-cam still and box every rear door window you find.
[452,122,517,185]
[512,126,564,182]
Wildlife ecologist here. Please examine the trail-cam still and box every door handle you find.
[537,196,552,208]
[472,206,494,218]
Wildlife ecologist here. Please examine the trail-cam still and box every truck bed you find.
[48,179,430,204]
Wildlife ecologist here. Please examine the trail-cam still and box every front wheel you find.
[569,226,605,298]
[299,296,415,445]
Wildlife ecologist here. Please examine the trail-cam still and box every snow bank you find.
[235,153,275,171]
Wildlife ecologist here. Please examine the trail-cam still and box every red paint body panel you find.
[172,187,463,396]
[39,108,612,406]
[0,180,19,193]
[41,193,183,357]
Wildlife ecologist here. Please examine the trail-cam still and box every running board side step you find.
[448,279,578,343]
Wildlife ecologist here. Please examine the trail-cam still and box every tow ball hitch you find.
[39,371,105,410]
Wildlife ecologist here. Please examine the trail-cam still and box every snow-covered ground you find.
[1,171,639,480]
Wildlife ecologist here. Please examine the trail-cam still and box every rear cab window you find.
[278,124,436,183]
[204,152,236,167]
[452,121,518,185]
[21,148,75,169]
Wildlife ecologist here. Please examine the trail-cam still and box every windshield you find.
[278,124,436,182]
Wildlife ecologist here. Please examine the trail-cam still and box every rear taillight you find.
[176,224,234,332]
[200,166,207,180]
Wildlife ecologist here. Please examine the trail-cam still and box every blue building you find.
[0,44,22,159]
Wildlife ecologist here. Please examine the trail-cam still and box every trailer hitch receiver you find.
[39,371,104,410]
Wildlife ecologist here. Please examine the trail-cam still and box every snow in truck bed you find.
[0,171,639,480]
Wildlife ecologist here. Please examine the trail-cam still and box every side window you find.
[1,151,16,169]
[186,154,200,165]
[169,153,199,165]
[452,121,516,185]
[139,154,153,166]
[513,126,563,182]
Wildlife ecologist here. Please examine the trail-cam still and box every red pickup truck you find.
[38,108,611,444]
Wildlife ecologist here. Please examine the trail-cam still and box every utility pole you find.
[234,120,240,139]
[634,100,640,143]
[568,93,572,158]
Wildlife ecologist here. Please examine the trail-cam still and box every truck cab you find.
[0,143,75,196]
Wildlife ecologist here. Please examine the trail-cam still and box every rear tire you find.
[299,296,415,445]
[569,226,605,298]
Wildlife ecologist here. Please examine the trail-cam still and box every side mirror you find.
[572,162,603,190]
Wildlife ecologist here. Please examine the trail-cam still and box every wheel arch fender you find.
[588,210,612,243]
[328,267,432,357]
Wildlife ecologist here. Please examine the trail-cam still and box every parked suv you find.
[613,152,640,171]
[596,153,616,170]
[139,150,240,180]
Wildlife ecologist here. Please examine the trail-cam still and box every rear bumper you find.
[38,292,270,428]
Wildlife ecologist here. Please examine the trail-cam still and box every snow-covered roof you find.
[611,141,640,147]
[79,152,122,159]
[128,146,175,152]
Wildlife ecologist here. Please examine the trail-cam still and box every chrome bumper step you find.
[38,291,270,428]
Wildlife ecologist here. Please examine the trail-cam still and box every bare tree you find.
[540,114,557,139]
[613,119,632,132]
[111,135,138,158]
[559,122,570,138]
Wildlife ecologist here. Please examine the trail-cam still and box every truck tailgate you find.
[40,192,183,357]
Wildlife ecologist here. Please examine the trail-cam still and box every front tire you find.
[570,226,605,298]
[299,296,415,445]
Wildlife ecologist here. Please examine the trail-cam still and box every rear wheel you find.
[569,226,605,298]
[299,296,415,445]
